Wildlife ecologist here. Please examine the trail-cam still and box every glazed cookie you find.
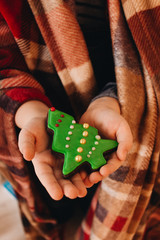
[47,107,118,177]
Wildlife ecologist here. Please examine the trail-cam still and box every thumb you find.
[18,128,36,160]
[116,119,133,161]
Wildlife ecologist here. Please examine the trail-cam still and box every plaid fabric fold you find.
[78,1,160,239]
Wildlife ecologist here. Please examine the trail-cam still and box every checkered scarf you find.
[78,1,160,240]
[0,0,160,239]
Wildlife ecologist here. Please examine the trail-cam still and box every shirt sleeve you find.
[91,82,118,103]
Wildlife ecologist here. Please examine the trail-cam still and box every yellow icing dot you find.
[82,131,88,137]
[83,123,89,129]
[77,147,83,153]
[80,138,86,144]
[75,155,82,162]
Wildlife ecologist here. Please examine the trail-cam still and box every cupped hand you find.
[32,149,87,200]
[15,101,87,200]
[79,97,133,187]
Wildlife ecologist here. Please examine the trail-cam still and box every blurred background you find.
[0,175,25,240]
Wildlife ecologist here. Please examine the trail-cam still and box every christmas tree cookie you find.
[47,107,118,177]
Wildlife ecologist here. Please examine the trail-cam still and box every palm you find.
[18,117,88,200]
[32,149,87,200]
[79,101,132,186]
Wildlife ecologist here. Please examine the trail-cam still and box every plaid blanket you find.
[78,1,160,240]
[0,0,160,239]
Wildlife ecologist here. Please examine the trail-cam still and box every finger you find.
[78,170,94,188]
[83,177,94,188]
[116,120,133,161]
[59,178,79,199]
[18,129,35,160]
[51,157,80,199]
[88,171,103,184]
[100,155,122,178]
[32,156,63,200]
[71,174,87,198]
[79,170,88,180]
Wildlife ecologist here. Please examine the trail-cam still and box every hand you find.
[15,101,87,200]
[32,149,87,200]
[79,97,133,187]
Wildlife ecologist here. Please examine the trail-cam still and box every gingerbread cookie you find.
[47,107,118,177]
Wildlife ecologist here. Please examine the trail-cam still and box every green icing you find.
[48,108,118,177]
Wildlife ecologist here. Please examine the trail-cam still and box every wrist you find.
[15,100,49,129]
[89,97,120,114]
